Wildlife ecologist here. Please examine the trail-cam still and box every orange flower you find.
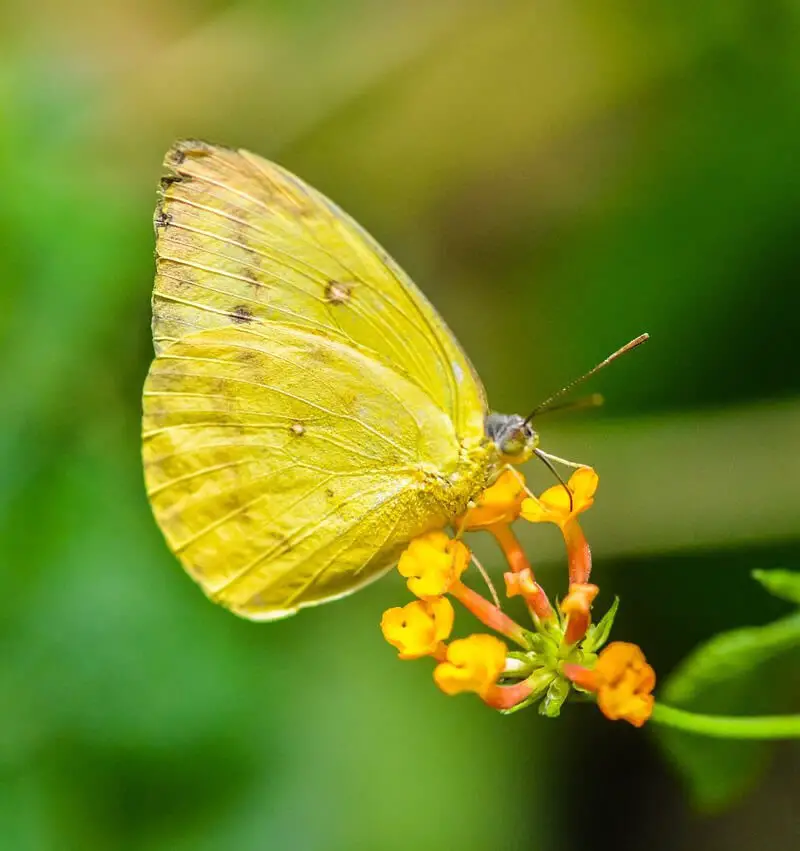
[504,568,554,620]
[458,470,527,530]
[433,634,507,698]
[560,582,599,644]
[397,531,469,599]
[520,466,598,531]
[561,583,599,618]
[564,641,655,727]
[381,598,454,660]
[521,467,597,585]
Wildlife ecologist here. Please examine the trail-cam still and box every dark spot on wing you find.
[325,280,353,305]
[159,174,184,192]
[235,348,258,366]
[232,305,253,323]
[166,148,186,166]
[154,207,172,228]
[242,263,263,291]
[272,530,293,556]
[167,140,217,166]
[325,488,334,499]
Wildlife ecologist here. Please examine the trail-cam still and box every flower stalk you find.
[649,704,800,740]
[450,580,529,648]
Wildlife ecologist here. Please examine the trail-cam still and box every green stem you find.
[651,703,800,740]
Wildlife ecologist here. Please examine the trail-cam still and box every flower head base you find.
[520,466,598,530]
[397,531,469,599]
[433,634,507,698]
[564,641,656,727]
[457,470,527,531]
[381,598,454,660]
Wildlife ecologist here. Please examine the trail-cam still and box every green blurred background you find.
[1,1,798,849]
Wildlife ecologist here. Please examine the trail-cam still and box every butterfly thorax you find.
[404,412,535,540]
[422,436,496,505]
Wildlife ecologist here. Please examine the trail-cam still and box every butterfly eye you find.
[499,426,537,459]
[485,414,538,461]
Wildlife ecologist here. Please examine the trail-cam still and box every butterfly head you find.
[485,413,539,465]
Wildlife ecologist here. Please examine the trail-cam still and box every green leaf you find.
[656,611,800,811]
[583,596,619,653]
[751,569,800,605]
[663,612,800,704]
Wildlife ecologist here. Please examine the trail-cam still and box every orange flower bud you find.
[504,568,540,599]
[560,582,599,617]
[397,531,469,599]
[560,582,599,644]
[433,634,507,698]
[380,597,454,660]
[504,568,555,620]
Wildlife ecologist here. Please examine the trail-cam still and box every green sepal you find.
[521,631,550,656]
[582,596,619,653]
[499,668,555,715]
[539,676,571,718]
[751,569,800,605]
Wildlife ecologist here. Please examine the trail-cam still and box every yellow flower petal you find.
[380,598,454,660]
[433,634,507,698]
[397,531,469,599]
[519,496,550,524]
[520,467,598,530]
[458,470,527,530]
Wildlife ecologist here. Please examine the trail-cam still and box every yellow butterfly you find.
[142,140,541,621]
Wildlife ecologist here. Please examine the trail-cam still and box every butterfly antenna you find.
[534,448,574,512]
[534,392,605,417]
[524,333,649,424]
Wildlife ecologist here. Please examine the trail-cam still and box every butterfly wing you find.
[152,140,486,438]
[144,142,491,619]
[143,324,472,620]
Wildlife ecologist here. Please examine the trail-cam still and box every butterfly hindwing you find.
[142,324,467,619]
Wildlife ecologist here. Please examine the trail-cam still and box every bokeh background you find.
[1,1,799,849]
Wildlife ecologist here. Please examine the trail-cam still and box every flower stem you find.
[450,581,529,648]
[491,524,555,620]
[650,703,800,740]
[482,677,536,711]
[563,521,591,585]
[491,523,531,573]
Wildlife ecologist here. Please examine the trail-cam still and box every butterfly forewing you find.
[153,141,486,436]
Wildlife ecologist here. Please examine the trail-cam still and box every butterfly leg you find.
[452,501,477,541]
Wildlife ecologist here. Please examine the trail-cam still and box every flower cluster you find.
[380,466,656,726]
